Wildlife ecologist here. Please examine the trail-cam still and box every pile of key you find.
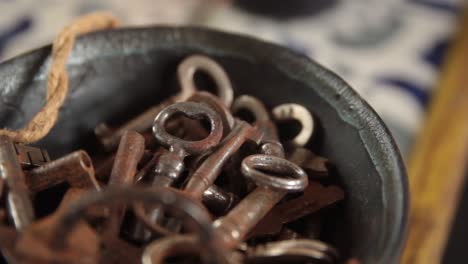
[0,55,349,264]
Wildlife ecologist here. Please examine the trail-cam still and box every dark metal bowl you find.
[0,27,408,263]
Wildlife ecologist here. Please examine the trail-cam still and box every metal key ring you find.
[241,154,308,192]
[50,187,214,250]
[272,103,314,147]
[178,55,234,107]
[153,102,223,155]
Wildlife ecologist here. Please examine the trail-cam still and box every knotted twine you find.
[0,12,119,143]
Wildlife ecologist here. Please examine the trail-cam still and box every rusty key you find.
[95,54,233,151]
[184,120,262,200]
[151,101,223,188]
[213,154,308,249]
[105,130,145,236]
[131,101,223,240]
[248,181,344,238]
[135,118,261,235]
[25,150,99,193]
[100,131,147,264]
[0,136,34,230]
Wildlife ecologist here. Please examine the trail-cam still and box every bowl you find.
[0,27,408,263]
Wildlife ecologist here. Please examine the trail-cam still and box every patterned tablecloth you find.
[0,0,463,158]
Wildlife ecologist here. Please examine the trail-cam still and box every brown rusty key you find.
[25,150,99,193]
[131,101,223,240]
[184,120,262,201]
[151,101,223,188]
[95,54,234,151]
[104,130,145,236]
[0,136,35,230]
[248,181,344,238]
[213,154,308,249]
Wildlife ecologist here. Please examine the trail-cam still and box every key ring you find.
[241,154,308,192]
[153,101,223,155]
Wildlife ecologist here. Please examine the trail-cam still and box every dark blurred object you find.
[443,171,468,264]
[235,0,339,19]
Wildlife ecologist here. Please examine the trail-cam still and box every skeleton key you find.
[213,154,308,249]
[104,130,145,236]
[184,120,262,201]
[0,136,34,230]
[146,119,261,234]
[97,132,150,264]
[248,181,344,238]
[95,54,233,151]
[135,94,261,235]
[131,101,223,240]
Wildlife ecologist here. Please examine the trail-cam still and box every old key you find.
[131,101,223,240]
[213,154,308,249]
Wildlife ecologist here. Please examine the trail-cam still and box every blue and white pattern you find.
[0,0,463,158]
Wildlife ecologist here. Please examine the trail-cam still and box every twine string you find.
[0,12,119,143]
